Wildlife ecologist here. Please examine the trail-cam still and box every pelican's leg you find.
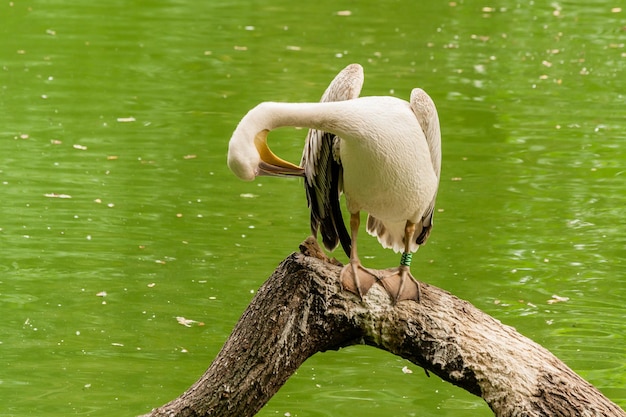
[380,221,421,303]
[340,212,379,298]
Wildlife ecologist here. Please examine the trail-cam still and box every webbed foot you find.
[340,261,380,298]
[379,266,421,303]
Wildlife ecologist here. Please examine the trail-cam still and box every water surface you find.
[1,1,624,416]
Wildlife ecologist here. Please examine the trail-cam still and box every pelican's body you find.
[337,97,437,253]
[228,64,441,302]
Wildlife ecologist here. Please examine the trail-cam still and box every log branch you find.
[140,237,625,417]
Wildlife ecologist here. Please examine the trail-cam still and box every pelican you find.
[227,63,441,302]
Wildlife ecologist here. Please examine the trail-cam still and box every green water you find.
[1,1,624,416]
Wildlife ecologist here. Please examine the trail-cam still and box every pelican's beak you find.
[254,130,304,177]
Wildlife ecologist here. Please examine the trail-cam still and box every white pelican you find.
[227,64,441,302]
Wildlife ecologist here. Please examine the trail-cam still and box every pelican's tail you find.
[366,215,421,254]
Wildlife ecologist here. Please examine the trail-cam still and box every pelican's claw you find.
[340,261,380,298]
[380,266,421,303]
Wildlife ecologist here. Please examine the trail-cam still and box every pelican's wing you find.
[409,87,442,245]
[301,64,364,255]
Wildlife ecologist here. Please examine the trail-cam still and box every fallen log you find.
[140,237,625,417]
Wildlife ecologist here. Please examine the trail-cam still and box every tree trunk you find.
[140,237,625,417]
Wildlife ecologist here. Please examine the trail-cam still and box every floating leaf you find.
[547,294,570,304]
[176,316,204,327]
[44,193,72,199]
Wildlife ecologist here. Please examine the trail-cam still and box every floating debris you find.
[547,294,570,304]
[176,316,205,327]
[44,193,72,199]
[73,144,87,150]
[117,116,136,123]
[96,291,107,297]
[401,366,413,374]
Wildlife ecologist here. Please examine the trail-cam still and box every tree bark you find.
[140,237,625,417]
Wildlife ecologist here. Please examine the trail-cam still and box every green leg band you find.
[400,252,412,267]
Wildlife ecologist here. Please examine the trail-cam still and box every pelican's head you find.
[228,126,304,181]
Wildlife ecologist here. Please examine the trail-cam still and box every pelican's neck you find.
[246,101,348,135]
[239,97,413,143]
[228,101,350,181]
